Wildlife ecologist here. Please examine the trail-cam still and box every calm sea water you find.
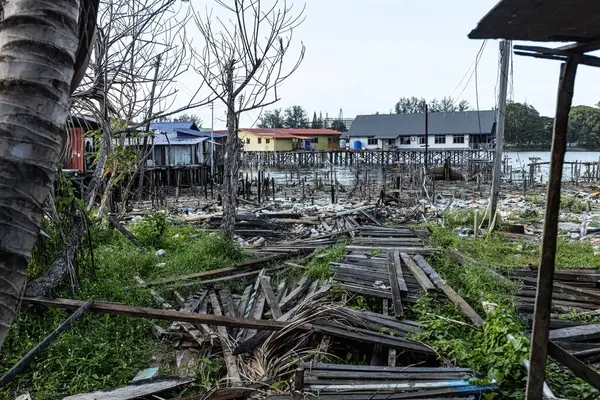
[506,151,600,181]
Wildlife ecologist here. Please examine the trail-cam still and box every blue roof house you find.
[147,121,226,167]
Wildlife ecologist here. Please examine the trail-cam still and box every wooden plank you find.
[233,286,331,356]
[412,255,483,326]
[306,280,320,297]
[304,370,470,380]
[346,246,437,255]
[549,323,600,342]
[548,341,600,391]
[62,378,194,400]
[144,254,287,287]
[400,253,436,292]
[518,277,600,301]
[393,250,408,293]
[0,301,93,386]
[259,275,282,319]
[387,253,403,318]
[237,285,253,317]
[23,297,297,331]
[313,323,435,355]
[300,362,473,374]
[209,291,241,385]
[219,289,238,318]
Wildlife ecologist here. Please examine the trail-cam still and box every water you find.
[243,151,600,186]
[505,151,600,181]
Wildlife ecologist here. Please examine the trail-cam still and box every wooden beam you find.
[62,377,194,400]
[548,341,600,391]
[393,250,408,293]
[387,253,403,317]
[143,254,287,287]
[0,301,93,386]
[209,291,241,385]
[23,297,297,331]
[412,255,483,326]
[259,275,282,319]
[526,57,579,400]
[400,253,436,292]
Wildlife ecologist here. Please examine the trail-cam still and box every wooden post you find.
[526,58,578,400]
[0,301,94,386]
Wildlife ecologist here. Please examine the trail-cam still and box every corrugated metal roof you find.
[153,134,207,146]
[175,128,226,138]
[347,111,496,139]
[235,128,342,137]
[149,121,196,135]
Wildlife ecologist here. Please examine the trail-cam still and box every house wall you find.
[351,134,472,150]
[153,144,201,166]
[295,135,340,151]
[240,130,296,152]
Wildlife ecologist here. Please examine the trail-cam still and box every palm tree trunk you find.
[0,0,82,350]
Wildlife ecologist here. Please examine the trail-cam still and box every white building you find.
[347,110,496,151]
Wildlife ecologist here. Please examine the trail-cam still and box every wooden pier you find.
[241,149,494,169]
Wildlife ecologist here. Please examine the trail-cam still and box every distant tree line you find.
[258,106,347,132]
[155,113,203,127]
[394,96,471,114]
[505,101,600,150]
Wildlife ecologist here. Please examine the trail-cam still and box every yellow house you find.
[237,128,341,152]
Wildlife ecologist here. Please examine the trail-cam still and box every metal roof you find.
[153,134,207,146]
[175,128,226,138]
[468,0,600,42]
[347,111,496,139]
[149,121,197,135]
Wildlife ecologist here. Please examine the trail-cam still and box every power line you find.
[456,40,488,102]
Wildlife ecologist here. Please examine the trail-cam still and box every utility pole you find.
[210,102,214,178]
[489,39,511,227]
[424,104,429,171]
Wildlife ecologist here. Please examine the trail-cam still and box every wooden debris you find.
[209,291,241,385]
[0,301,93,386]
[62,377,194,400]
[23,297,298,331]
[387,252,404,318]
[259,275,282,318]
[413,255,484,326]
[400,252,436,292]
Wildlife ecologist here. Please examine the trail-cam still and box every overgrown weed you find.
[0,219,245,399]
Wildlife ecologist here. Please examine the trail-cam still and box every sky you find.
[172,0,600,130]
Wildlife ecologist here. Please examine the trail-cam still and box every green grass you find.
[419,219,600,399]
[306,237,349,281]
[0,219,246,400]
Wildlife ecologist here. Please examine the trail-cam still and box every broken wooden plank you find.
[400,253,436,292]
[24,297,297,331]
[393,250,408,293]
[346,246,437,255]
[387,253,404,318]
[238,285,253,317]
[549,323,600,342]
[219,289,238,318]
[412,255,483,326]
[209,291,241,385]
[233,285,331,355]
[313,323,435,354]
[0,301,93,386]
[62,377,194,400]
[108,216,140,247]
[144,254,288,287]
[548,340,600,391]
[260,275,282,319]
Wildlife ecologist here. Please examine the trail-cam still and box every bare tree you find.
[192,0,305,236]
[0,0,98,350]
[25,0,214,298]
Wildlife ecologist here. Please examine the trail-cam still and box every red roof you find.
[216,128,342,138]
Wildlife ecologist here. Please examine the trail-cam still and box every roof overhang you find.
[468,0,600,43]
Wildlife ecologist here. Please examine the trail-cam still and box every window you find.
[367,138,378,145]
[399,137,410,145]
[258,137,262,144]
[246,138,250,144]
[311,137,319,144]
[266,138,271,144]
[434,135,446,144]
[387,139,395,146]
[327,137,332,143]
[418,136,426,145]
[453,135,465,144]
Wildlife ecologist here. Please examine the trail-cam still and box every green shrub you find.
[131,212,168,248]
